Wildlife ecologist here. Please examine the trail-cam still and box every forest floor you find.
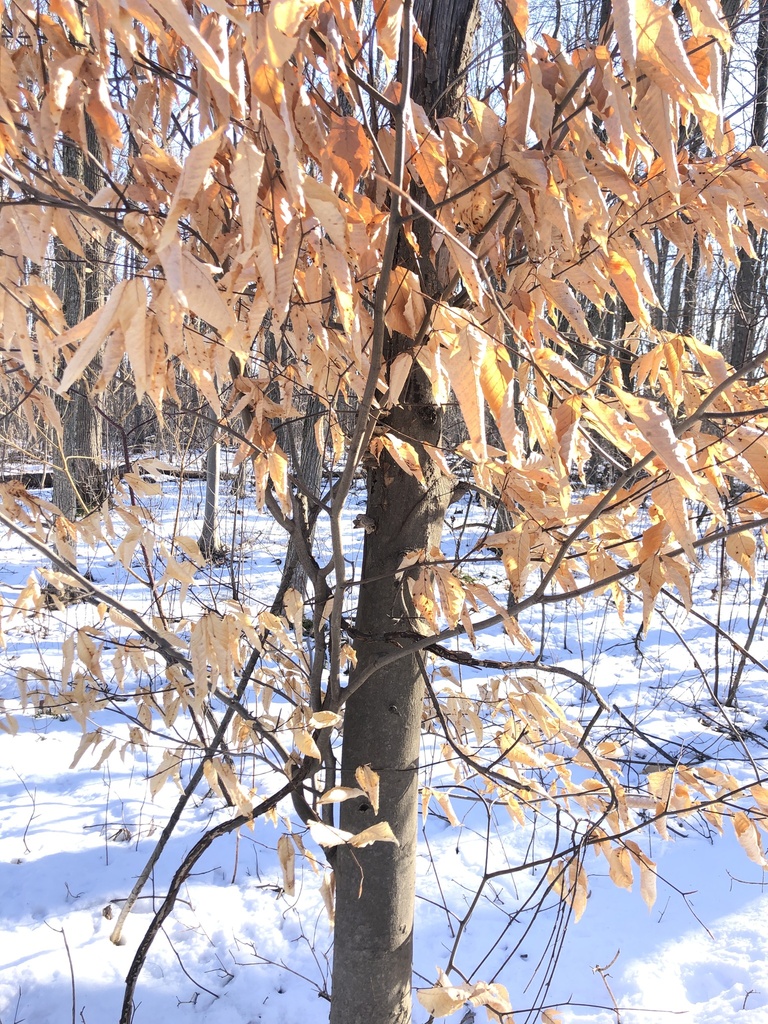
[1,470,768,1024]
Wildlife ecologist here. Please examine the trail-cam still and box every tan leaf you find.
[308,710,343,729]
[570,860,588,922]
[308,821,355,848]
[348,821,399,848]
[661,554,692,611]
[232,138,266,249]
[468,980,513,1014]
[305,175,348,251]
[733,811,768,868]
[606,251,651,328]
[611,0,638,79]
[417,972,471,1017]
[53,516,77,567]
[380,433,425,485]
[178,251,235,341]
[208,758,255,819]
[680,0,730,50]
[69,730,103,769]
[144,0,234,93]
[542,1011,563,1024]
[49,0,87,42]
[156,126,225,250]
[328,116,372,197]
[532,345,589,389]
[385,267,426,339]
[443,233,486,306]
[308,819,399,848]
[294,728,322,760]
[375,0,403,63]
[612,389,699,489]
[385,351,415,409]
[725,531,756,578]
[149,749,183,798]
[638,554,666,634]
[504,0,529,39]
[432,790,461,827]
[652,480,697,562]
[320,870,335,926]
[410,131,448,203]
[119,278,150,400]
[441,319,489,458]
[409,567,439,633]
[318,786,366,805]
[608,845,634,891]
[57,281,127,393]
[355,764,381,815]
[624,840,657,910]
[432,566,466,631]
[174,535,206,568]
[489,520,537,600]
[635,0,720,139]
[265,0,314,63]
[538,278,595,349]
[277,833,296,896]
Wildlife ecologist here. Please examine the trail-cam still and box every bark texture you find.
[724,0,768,368]
[330,385,453,1024]
[199,416,224,561]
[330,4,479,1022]
[52,126,108,522]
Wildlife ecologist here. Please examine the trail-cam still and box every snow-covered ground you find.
[1,473,768,1024]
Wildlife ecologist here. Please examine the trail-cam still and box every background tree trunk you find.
[271,393,324,611]
[330,3,479,1022]
[725,0,768,368]
[199,410,224,561]
[52,124,108,522]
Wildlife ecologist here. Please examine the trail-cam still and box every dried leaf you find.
[355,764,381,816]
[612,389,699,489]
[277,833,296,895]
[608,845,633,891]
[725,531,756,578]
[417,971,471,1017]
[504,0,529,39]
[733,811,768,868]
[318,786,366,805]
[320,870,335,926]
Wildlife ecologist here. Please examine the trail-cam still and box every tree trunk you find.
[330,382,453,1024]
[330,4,479,1022]
[199,413,224,561]
[271,393,324,612]
[52,124,108,523]
[726,0,767,369]
[666,237,699,336]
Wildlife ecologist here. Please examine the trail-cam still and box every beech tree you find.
[51,123,109,526]
[3,2,768,1023]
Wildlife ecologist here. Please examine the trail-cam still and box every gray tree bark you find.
[52,124,108,523]
[271,393,324,612]
[199,412,225,561]
[666,237,700,337]
[330,3,479,1022]
[725,0,767,368]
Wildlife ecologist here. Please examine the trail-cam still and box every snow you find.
[2,475,768,1024]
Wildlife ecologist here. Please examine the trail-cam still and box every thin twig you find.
[119,763,311,1024]
[109,641,265,945]
[46,924,76,1024]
